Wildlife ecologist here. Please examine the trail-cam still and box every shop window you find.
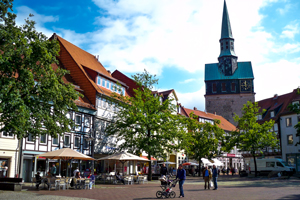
[0,159,9,178]
[286,118,292,127]
[287,135,293,145]
[64,135,70,147]
[40,134,47,144]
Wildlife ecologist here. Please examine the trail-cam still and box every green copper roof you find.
[205,62,254,81]
[221,0,233,39]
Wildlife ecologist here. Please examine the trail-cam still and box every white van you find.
[248,158,295,176]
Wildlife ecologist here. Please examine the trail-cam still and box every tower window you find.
[231,42,233,45]
[212,83,217,93]
[231,46,234,50]
[226,46,228,49]
[222,83,226,92]
[221,43,223,46]
[231,83,236,92]
[221,47,223,50]
[226,42,228,45]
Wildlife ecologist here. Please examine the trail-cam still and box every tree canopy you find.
[105,70,186,180]
[182,112,228,176]
[0,0,79,139]
[233,101,279,176]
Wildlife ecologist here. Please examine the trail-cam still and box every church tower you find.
[204,0,255,125]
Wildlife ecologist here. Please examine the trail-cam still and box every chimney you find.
[107,70,111,75]
[194,107,197,110]
[273,94,278,100]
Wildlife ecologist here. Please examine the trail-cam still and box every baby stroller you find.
[156,175,178,198]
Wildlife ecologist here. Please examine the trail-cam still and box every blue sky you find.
[13,0,300,111]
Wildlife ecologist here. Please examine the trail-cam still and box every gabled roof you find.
[205,62,254,81]
[112,70,137,97]
[51,63,96,110]
[51,33,130,105]
[257,88,300,123]
[153,89,178,102]
[181,107,236,132]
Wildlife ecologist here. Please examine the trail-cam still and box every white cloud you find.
[177,86,206,111]
[15,6,59,38]
[277,3,292,15]
[179,78,197,84]
[280,22,299,39]
[254,59,300,101]
[272,43,300,53]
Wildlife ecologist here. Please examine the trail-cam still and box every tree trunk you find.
[147,129,152,181]
[198,157,202,177]
[253,154,258,177]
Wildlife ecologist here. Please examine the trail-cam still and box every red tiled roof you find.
[112,70,138,97]
[181,107,236,132]
[257,88,300,122]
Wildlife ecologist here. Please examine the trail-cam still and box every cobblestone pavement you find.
[1,175,300,200]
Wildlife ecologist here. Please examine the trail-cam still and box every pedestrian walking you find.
[50,164,56,177]
[202,166,212,190]
[176,164,186,198]
[212,165,218,190]
[227,167,230,175]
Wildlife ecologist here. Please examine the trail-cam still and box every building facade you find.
[205,0,255,126]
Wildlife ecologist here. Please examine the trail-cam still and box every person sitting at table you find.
[75,171,81,178]
[35,172,42,190]
[87,172,95,189]
[116,171,125,185]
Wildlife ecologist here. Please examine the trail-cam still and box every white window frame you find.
[270,111,275,118]
[40,134,47,144]
[27,133,34,142]
[97,76,101,85]
[74,136,80,148]
[52,137,59,145]
[1,131,13,138]
[102,78,106,87]
[286,117,292,127]
[85,116,91,127]
[75,114,81,125]
[64,135,70,147]
[287,135,293,145]
[106,80,110,89]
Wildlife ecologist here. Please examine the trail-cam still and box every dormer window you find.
[106,80,110,89]
[102,78,105,87]
[97,76,101,85]
[257,115,262,120]
[270,111,275,118]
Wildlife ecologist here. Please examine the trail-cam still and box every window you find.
[102,99,107,108]
[226,42,228,45]
[226,46,228,49]
[75,115,81,125]
[221,83,226,92]
[257,115,262,120]
[102,78,105,87]
[64,135,70,146]
[122,87,125,96]
[111,82,114,91]
[97,98,102,108]
[212,83,217,93]
[287,135,293,145]
[221,47,223,50]
[2,131,13,137]
[53,137,58,145]
[40,134,47,144]
[28,133,34,142]
[85,116,90,127]
[106,80,110,89]
[286,118,292,127]
[75,137,80,148]
[273,123,278,132]
[277,162,284,167]
[231,83,236,92]
[83,138,88,149]
[266,162,275,167]
[97,76,101,85]
[270,111,275,118]
[298,115,300,122]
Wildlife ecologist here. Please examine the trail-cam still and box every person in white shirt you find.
[73,167,79,177]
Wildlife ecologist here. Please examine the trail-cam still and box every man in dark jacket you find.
[160,163,168,176]
[176,164,186,198]
[212,165,218,190]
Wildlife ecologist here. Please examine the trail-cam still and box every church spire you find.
[218,0,238,76]
[221,0,233,39]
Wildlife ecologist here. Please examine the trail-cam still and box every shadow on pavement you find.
[279,194,300,200]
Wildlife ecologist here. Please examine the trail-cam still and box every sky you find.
[12,0,300,111]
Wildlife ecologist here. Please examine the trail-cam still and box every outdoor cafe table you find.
[133,175,144,184]
[74,178,87,189]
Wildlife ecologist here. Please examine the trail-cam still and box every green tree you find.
[105,70,186,181]
[288,88,300,146]
[182,112,227,176]
[233,101,279,177]
[0,0,79,140]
